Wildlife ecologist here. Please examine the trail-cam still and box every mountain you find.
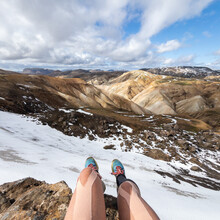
[93,70,220,130]
[0,73,148,115]
[141,66,220,78]
[0,69,19,75]
[22,67,125,83]
[0,68,219,164]
[23,68,55,75]
[21,66,220,80]
[0,67,220,219]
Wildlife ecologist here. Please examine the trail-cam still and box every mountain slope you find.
[142,66,220,78]
[0,110,220,220]
[132,85,176,115]
[97,70,163,100]
[92,70,220,130]
[0,73,148,115]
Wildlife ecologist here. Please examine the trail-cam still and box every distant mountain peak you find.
[140,66,220,78]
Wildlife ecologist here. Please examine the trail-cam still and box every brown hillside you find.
[0,73,148,115]
[90,70,220,129]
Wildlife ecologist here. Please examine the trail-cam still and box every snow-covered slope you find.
[0,110,220,220]
[144,66,220,78]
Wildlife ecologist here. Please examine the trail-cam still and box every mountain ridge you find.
[1,68,219,130]
[141,66,220,78]
[21,66,220,79]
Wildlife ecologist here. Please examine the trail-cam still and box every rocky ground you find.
[35,108,220,190]
[0,178,118,220]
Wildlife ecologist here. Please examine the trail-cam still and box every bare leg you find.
[117,180,160,220]
[65,167,106,220]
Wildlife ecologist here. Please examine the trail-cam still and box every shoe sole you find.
[111,159,117,173]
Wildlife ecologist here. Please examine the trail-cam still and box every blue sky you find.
[150,0,220,67]
[0,0,219,71]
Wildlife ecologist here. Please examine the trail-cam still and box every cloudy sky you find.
[0,0,220,71]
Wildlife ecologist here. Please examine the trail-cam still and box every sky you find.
[0,0,220,71]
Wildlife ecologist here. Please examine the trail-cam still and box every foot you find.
[85,157,99,172]
[111,159,125,176]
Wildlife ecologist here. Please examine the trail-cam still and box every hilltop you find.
[22,66,220,79]
[22,68,125,83]
[92,69,220,131]
[141,66,220,78]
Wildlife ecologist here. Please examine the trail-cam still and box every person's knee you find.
[120,181,132,193]
[78,167,94,185]
[119,180,140,195]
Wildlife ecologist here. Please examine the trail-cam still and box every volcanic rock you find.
[190,166,201,172]
[0,178,118,220]
[144,149,171,162]
[0,178,71,220]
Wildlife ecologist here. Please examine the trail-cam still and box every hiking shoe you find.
[85,157,99,172]
[111,159,125,176]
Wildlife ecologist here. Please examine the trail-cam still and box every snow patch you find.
[76,109,93,116]
[121,125,133,133]
[59,108,74,113]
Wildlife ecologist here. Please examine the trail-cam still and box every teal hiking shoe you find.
[85,157,99,172]
[111,159,125,176]
[85,157,106,192]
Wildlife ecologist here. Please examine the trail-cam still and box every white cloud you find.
[163,54,195,66]
[178,54,195,63]
[203,31,212,38]
[132,0,213,39]
[209,58,220,69]
[157,40,181,53]
[164,58,174,65]
[215,49,220,55]
[0,0,213,69]
[182,32,194,41]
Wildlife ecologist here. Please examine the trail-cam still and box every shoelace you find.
[88,163,98,172]
[88,163,102,179]
[111,166,124,176]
